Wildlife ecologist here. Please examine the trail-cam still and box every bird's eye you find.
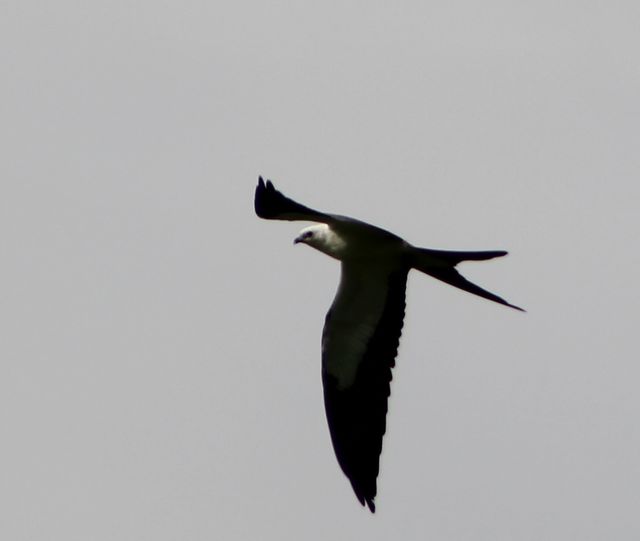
[304,231,313,239]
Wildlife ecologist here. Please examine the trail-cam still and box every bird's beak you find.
[293,236,302,245]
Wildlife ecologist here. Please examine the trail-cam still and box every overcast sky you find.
[2,1,639,540]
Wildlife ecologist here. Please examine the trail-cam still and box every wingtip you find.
[254,176,284,218]
[257,176,276,190]
[355,493,376,513]
[254,177,267,217]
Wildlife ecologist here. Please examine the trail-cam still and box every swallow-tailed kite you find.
[254,177,523,512]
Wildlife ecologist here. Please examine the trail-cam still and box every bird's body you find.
[254,177,522,512]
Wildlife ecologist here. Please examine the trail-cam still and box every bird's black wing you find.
[321,263,408,512]
[254,177,334,223]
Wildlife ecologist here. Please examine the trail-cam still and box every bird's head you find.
[294,224,345,260]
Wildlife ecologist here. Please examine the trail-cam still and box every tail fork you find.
[410,247,524,311]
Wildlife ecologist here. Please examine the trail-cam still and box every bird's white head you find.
[293,224,345,260]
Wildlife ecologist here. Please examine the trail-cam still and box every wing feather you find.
[254,177,333,222]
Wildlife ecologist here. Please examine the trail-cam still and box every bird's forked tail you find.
[409,247,524,311]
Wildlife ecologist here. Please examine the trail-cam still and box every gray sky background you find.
[2,1,639,539]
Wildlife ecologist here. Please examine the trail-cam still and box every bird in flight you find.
[254,177,523,512]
